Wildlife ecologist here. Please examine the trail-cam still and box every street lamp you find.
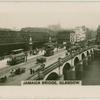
[29,35,33,55]
[49,36,52,43]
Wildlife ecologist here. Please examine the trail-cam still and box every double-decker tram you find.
[44,43,54,56]
[7,49,25,65]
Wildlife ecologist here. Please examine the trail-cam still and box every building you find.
[56,30,76,47]
[70,31,76,45]
[96,25,100,44]
[0,29,27,56]
[21,27,55,49]
[74,26,87,42]
[0,27,53,56]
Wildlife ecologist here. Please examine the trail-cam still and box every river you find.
[82,56,100,85]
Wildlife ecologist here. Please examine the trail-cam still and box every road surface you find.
[0,48,66,85]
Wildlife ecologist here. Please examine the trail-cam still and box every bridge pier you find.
[85,57,88,66]
[82,56,89,72]
[91,52,94,60]
[63,63,76,80]
[75,60,83,80]
[69,66,76,80]
[38,71,45,80]
[83,58,87,67]
[87,55,92,64]
[63,70,76,80]
[59,75,64,80]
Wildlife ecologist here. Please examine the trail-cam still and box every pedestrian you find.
[30,68,33,74]
[32,69,34,74]
[66,50,68,56]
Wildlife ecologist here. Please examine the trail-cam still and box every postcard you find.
[0,1,100,99]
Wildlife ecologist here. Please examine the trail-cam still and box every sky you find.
[0,2,100,30]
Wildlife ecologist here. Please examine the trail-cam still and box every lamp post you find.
[49,36,52,43]
[29,35,33,55]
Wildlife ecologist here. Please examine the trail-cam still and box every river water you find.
[82,56,100,85]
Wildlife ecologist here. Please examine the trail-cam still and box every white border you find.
[0,86,100,99]
[0,1,100,99]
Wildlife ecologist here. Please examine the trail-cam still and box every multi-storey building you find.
[70,31,76,45]
[96,25,100,44]
[0,27,52,56]
[21,27,50,44]
[74,26,87,42]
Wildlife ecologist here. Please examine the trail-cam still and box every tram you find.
[44,44,54,56]
[7,49,25,65]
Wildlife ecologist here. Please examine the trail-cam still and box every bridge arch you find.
[90,49,93,54]
[81,53,86,60]
[46,72,59,80]
[87,51,90,56]
[90,49,94,55]
[63,63,72,80]
[74,57,80,66]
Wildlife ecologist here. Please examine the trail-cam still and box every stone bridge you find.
[29,46,95,80]
[44,46,94,80]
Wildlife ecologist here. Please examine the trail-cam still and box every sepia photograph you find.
[0,1,99,87]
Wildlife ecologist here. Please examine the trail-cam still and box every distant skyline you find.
[0,2,100,30]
